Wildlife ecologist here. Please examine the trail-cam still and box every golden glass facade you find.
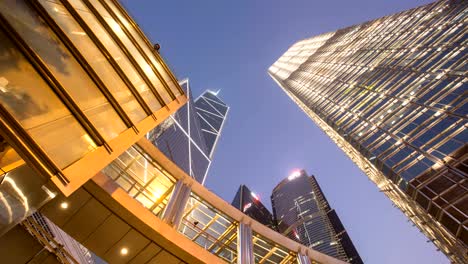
[0,0,185,190]
[0,0,185,236]
[269,1,467,263]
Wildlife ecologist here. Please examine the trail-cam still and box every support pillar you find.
[237,222,254,264]
[297,253,312,264]
[161,180,191,227]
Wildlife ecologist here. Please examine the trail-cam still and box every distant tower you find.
[194,90,229,159]
[231,185,277,230]
[269,1,467,262]
[149,80,229,184]
[271,170,362,263]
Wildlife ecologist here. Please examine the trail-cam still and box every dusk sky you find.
[120,1,446,263]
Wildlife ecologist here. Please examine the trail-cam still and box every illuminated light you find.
[437,47,442,51]
[402,100,409,106]
[120,247,129,256]
[60,202,69,209]
[71,31,86,36]
[82,134,97,150]
[293,230,300,240]
[288,170,301,181]
[391,120,396,124]
[363,123,368,127]
[387,109,392,113]
[396,139,402,146]
[380,115,384,119]
[434,111,442,117]
[358,132,363,136]
[369,156,376,161]
[410,91,415,95]
[251,192,260,201]
[243,202,252,212]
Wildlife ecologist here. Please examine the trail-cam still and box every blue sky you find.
[120,1,447,263]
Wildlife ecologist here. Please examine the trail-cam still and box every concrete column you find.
[297,253,312,264]
[161,181,191,227]
[237,222,254,264]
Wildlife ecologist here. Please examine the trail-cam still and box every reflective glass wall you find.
[269,1,466,262]
[149,81,229,184]
[0,0,183,180]
[271,171,353,262]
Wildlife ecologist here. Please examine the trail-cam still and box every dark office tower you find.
[271,170,362,263]
[194,90,229,159]
[148,79,216,184]
[231,185,276,230]
[269,1,467,262]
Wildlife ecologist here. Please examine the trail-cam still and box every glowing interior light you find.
[120,247,129,256]
[243,202,252,212]
[288,170,301,181]
[60,202,69,209]
[294,230,300,240]
[434,111,442,117]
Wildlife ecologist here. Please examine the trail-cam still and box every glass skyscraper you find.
[194,90,230,159]
[269,1,467,262]
[271,170,362,263]
[148,80,228,184]
[231,184,277,230]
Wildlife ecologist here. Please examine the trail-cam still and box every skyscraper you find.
[231,185,277,230]
[271,170,362,263]
[194,90,230,159]
[148,79,228,184]
[269,1,467,262]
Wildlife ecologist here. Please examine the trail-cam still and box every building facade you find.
[148,80,228,184]
[231,185,277,230]
[271,170,362,263]
[269,1,467,262]
[0,0,343,263]
[194,90,230,159]
[0,0,185,241]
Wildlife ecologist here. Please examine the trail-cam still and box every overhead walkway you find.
[35,138,346,264]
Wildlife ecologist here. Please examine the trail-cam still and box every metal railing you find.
[22,216,79,264]
[100,140,345,264]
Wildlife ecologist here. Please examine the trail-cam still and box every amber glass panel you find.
[1,0,127,141]
[0,31,95,168]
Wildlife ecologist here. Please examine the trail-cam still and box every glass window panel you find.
[105,0,181,97]
[1,0,126,141]
[39,0,147,123]
[0,30,95,168]
[67,0,162,112]
[88,0,172,104]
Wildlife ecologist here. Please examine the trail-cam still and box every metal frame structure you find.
[0,0,186,196]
